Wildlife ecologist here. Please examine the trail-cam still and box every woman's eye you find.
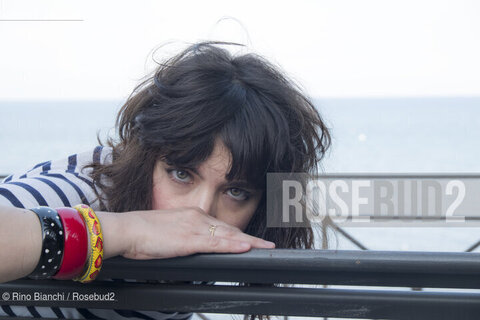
[168,169,192,183]
[227,188,250,201]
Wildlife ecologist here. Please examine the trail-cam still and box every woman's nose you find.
[188,189,218,217]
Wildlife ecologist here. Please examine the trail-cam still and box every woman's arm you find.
[0,206,274,283]
[0,206,42,283]
[0,207,126,283]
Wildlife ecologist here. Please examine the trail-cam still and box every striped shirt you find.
[0,146,193,320]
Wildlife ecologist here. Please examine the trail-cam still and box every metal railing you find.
[2,249,480,319]
[3,174,480,318]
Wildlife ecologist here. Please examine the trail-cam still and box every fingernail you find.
[265,241,275,247]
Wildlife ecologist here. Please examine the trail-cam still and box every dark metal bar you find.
[4,174,480,180]
[315,174,480,179]
[465,240,480,252]
[330,222,369,250]
[2,280,480,319]
[92,249,480,288]
[4,174,480,179]
[332,216,480,221]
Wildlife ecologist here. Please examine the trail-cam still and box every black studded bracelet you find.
[28,206,65,279]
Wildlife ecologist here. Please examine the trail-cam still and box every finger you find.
[191,235,253,254]
[204,224,275,249]
[179,207,275,248]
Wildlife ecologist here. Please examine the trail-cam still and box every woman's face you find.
[151,140,263,231]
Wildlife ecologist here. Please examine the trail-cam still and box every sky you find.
[0,0,479,100]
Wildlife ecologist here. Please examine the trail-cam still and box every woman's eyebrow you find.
[178,165,258,190]
[186,167,203,179]
[224,180,258,191]
[168,164,205,179]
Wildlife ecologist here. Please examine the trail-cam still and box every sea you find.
[1,97,480,319]
[3,97,479,175]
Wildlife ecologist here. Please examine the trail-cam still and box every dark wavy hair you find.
[86,40,331,318]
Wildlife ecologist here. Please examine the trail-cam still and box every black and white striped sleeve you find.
[0,146,195,320]
[0,146,110,210]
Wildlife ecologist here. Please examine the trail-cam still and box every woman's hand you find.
[98,207,275,260]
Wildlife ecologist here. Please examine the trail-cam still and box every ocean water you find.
[317,96,480,173]
[2,98,480,320]
[2,97,479,175]
[0,100,122,176]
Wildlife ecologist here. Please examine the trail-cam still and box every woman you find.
[0,41,331,319]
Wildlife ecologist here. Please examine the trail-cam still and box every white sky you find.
[0,0,479,100]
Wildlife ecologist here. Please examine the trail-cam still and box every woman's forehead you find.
[200,139,232,171]
[181,141,236,181]
[161,135,266,189]
[165,140,263,188]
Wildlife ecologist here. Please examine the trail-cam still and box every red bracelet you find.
[53,207,89,280]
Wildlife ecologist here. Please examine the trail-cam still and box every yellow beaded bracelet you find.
[73,204,104,283]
